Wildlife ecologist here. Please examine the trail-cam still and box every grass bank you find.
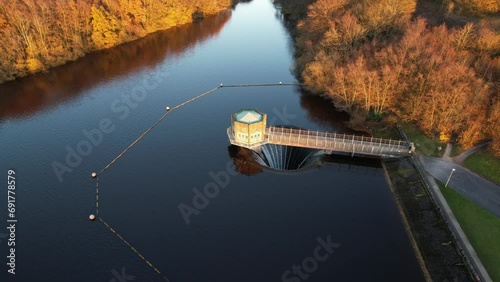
[438,181,500,281]
[369,122,445,158]
[451,143,463,157]
[463,149,500,184]
[400,123,445,157]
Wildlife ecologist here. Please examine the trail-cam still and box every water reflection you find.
[299,91,357,133]
[0,11,232,120]
[228,145,263,176]
[228,143,382,176]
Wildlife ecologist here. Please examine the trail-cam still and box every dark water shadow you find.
[298,90,370,135]
[269,6,369,137]
[228,145,264,176]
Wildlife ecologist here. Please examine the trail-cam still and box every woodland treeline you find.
[0,0,235,83]
[0,10,231,120]
[280,0,500,155]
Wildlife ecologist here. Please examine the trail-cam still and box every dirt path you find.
[442,143,453,162]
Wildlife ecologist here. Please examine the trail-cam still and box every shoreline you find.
[381,161,432,281]
[0,2,239,85]
[378,124,492,281]
[381,155,474,281]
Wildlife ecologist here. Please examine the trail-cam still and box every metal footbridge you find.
[228,126,415,158]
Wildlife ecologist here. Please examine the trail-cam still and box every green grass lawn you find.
[464,149,500,184]
[400,123,445,157]
[450,143,464,157]
[369,122,400,139]
[438,181,500,281]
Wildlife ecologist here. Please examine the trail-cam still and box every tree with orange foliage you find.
[462,0,500,13]
[487,98,500,156]
[297,0,497,150]
[0,0,234,84]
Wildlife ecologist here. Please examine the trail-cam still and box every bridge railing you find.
[267,126,412,150]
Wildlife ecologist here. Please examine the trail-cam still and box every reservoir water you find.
[0,0,424,281]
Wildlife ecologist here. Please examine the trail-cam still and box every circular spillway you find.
[253,144,323,171]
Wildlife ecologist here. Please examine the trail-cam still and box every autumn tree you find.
[487,97,500,156]
[91,4,121,49]
[461,0,500,13]
[296,0,496,149]
[0,0,233,84]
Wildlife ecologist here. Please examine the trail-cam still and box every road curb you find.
[412,154,492,282]
[396,124,492,282]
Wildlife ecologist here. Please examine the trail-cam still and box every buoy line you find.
[99,217,170,282]
[95,82,302,176]
[97,86,221,176]
[90,82,302,281]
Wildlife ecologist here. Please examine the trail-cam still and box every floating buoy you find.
[166,106,170,111]
[279,81,282,84]
[220,83,224,87]
[91,172,97,178]
[89,214,96,221]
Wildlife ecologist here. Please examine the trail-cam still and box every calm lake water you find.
[0,0,424,281]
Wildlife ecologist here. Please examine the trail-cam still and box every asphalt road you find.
[422,156,500,218]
